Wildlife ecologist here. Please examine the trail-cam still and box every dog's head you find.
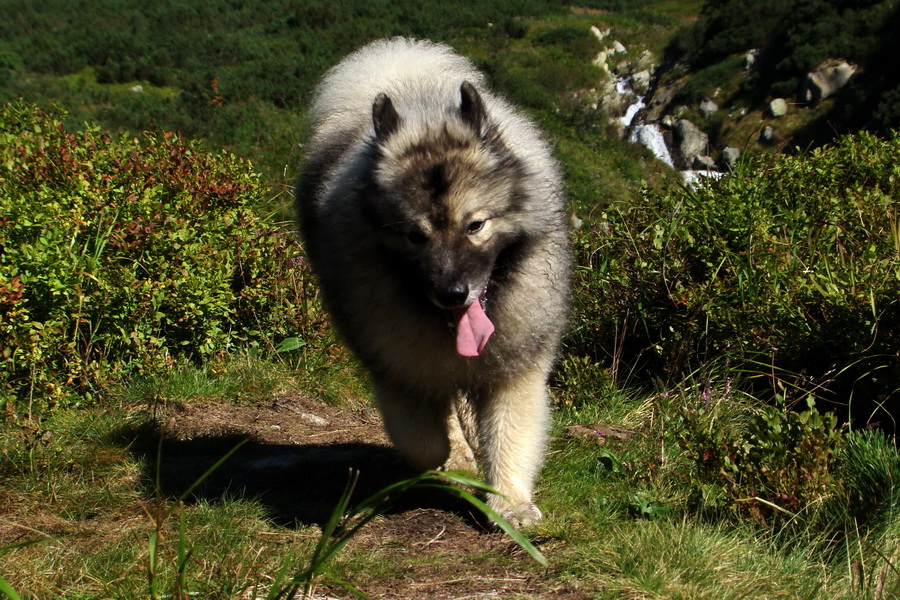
[361,82,535,355]
[364,82,527,311]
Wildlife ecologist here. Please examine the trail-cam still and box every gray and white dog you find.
[297,38,571,527]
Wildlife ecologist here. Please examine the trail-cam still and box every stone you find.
[699,99,719,117]
[743,49,758,71]
[591,26,609,41]
[803,60,857,105]
[674,119,709,170]
[759,125,775,143]
[692,154,717,170]
[721,147,741,170]
[632,69,652,95]
[769,97,788,118]
[611,40,626,54]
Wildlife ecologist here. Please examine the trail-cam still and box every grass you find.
[2,355,900,598]
[3,2,900,598]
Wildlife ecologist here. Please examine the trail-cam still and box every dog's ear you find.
[373,93,400,142]
[459,81,486,136]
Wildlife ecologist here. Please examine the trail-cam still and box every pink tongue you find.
[454,300,495,357]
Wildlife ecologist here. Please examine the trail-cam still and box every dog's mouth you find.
[449,292,494,357]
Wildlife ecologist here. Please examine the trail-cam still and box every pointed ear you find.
[459,81,486,136]
[372,93,400,142]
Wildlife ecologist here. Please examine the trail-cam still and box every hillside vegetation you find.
[662,0,900,146]
[2,1,900,598]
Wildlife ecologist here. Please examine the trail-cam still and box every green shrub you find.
[571,131,900,423]
[0,102,318,418]
[673,383,842,528]
[837,428,900,532]
[532,26,600,61]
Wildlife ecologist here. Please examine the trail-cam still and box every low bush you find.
[673,381,841,528]
[571,131,900,424]
[0,102,318,419]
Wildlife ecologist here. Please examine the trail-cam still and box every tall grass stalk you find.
[273,470,548,600]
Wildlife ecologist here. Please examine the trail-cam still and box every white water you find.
[614,76,721,180]
[680,169,725,188]
[619,97,646,128]
[629,123,674,168]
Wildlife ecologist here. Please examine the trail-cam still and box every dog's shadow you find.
[112,422,476,528]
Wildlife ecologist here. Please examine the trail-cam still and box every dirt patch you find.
[129,392,592,599]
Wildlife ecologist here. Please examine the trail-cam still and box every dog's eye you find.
[407,231,428,245]
[466,220,485,235]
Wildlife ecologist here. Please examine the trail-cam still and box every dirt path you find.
[145,393,590,599]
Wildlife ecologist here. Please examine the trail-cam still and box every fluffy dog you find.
[296,38,571,527]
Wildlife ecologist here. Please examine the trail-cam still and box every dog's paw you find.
[441,453,478,473]
[490,499,543,529]
[441,436,478,473]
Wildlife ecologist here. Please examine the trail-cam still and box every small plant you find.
[673,380,843,528]
[0,102,322,420]
[271,470,548,600]
[574,131,900,425]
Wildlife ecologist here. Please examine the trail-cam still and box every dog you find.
[296,38,571,527]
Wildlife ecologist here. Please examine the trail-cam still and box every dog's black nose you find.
[435,282,469,307]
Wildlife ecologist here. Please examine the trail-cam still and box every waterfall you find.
[614,75,722,185]
[629,124,673,168]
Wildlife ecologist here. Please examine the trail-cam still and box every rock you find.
[611,40,626,54]
[632,69,652,95]
[674,119,709,170]
[743,49,759,71]
[769,97,788,118]
[566,424,635,445]
[591,26,610,42]
[692,154,717,170]
[759,125,775,143]
[593,50,608,68]
[570,213,584,230]
[130,84,144,93]
[803,59,857,105]
[699,99,718,117]
[721,147,741,170]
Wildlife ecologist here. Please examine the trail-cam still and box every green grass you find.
[3,2,900,598]
[2,356,900,598]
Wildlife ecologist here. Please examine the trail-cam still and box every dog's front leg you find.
[477,368,551,528]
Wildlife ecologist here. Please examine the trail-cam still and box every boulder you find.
[632,69,652,94]
[743,49,759,71]
[674,119,709,170]
[769,98,788,118]
[721,147,741,170]
[699,99,719,117]
[611,40,626,54]
[591,26,609,42]
[803,60,857,105]
[632,49,655,72]
[692,154,717,170]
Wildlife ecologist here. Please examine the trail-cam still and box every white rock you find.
[591,26,610,41]
[769,98,788,118]
[699,99,718,117]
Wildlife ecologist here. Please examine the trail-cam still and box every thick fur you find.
[297,38,571,527]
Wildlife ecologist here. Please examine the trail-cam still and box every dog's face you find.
[365,83,527,312]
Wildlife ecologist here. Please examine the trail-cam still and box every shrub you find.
[0,102,318,418]
[673,381,842,528]
[571,131,900,424]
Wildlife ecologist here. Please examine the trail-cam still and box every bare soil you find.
[136,392,593,599]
